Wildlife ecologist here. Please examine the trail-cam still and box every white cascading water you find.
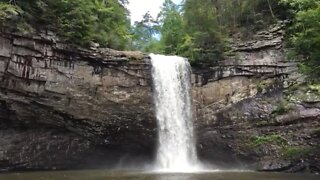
[150,54,199,172]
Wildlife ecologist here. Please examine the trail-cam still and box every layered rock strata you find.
[0,30,155,170]
[0,22,319,172]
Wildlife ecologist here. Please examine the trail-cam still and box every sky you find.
[127,0,182,24]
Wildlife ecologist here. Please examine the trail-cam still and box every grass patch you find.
[272,100,291,116]
[309,84,320,94]
[256,82,264,93]
[272,105,287,115]
[249,134,288,147]
[282,147,313,158]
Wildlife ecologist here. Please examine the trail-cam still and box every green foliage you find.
[281,0,318,10]
[185,0,286,38]
[158,0,185,55]
[282,146,314,158]
[272,101,290,116]
[272,104,287,115]
[183,0,226,64]
[132,0,284,64]
[256,80,270,94]
[0,2,21,21]
[131,12,161,53]
[0,0,131,49]
[281,0,320,80]
[250,133,319,160]
[249,134,288,147]
[2,0,317,72]
[309,84,320,94]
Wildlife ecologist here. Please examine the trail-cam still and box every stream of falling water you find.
[150,54,199,172]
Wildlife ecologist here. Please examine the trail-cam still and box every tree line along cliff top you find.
[0,0,319,79]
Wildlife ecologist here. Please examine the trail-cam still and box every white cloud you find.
[127,0,182,24]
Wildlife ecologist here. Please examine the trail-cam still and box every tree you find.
[158,0,185,55]
[131,12,161,52]
[281,0,320,79]
[183,0,226,64]
[0,2,21,22]
[0,0,131,49]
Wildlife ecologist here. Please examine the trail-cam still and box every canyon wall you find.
[0,23,319,172]
[192,22,319,172]
[0,30,156,170]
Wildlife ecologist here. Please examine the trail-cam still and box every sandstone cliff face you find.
[0,30,156,170]
[193,22,320,173]
[0,23,319,172]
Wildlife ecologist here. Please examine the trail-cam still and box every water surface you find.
[0,170,318,180]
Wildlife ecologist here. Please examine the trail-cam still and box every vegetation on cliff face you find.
[281,0,320,79]
[0,0,131,49]
[1,0,319,79]
[132,0,320,78]
[132,0,288,65]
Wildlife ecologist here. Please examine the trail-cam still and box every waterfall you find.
[150,54,199,172]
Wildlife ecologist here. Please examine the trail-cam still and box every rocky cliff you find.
[0,23,319,173]
[193,22,320,173]
[0,29,156,170]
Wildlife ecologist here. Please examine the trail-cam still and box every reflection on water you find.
[0,170,318,180]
